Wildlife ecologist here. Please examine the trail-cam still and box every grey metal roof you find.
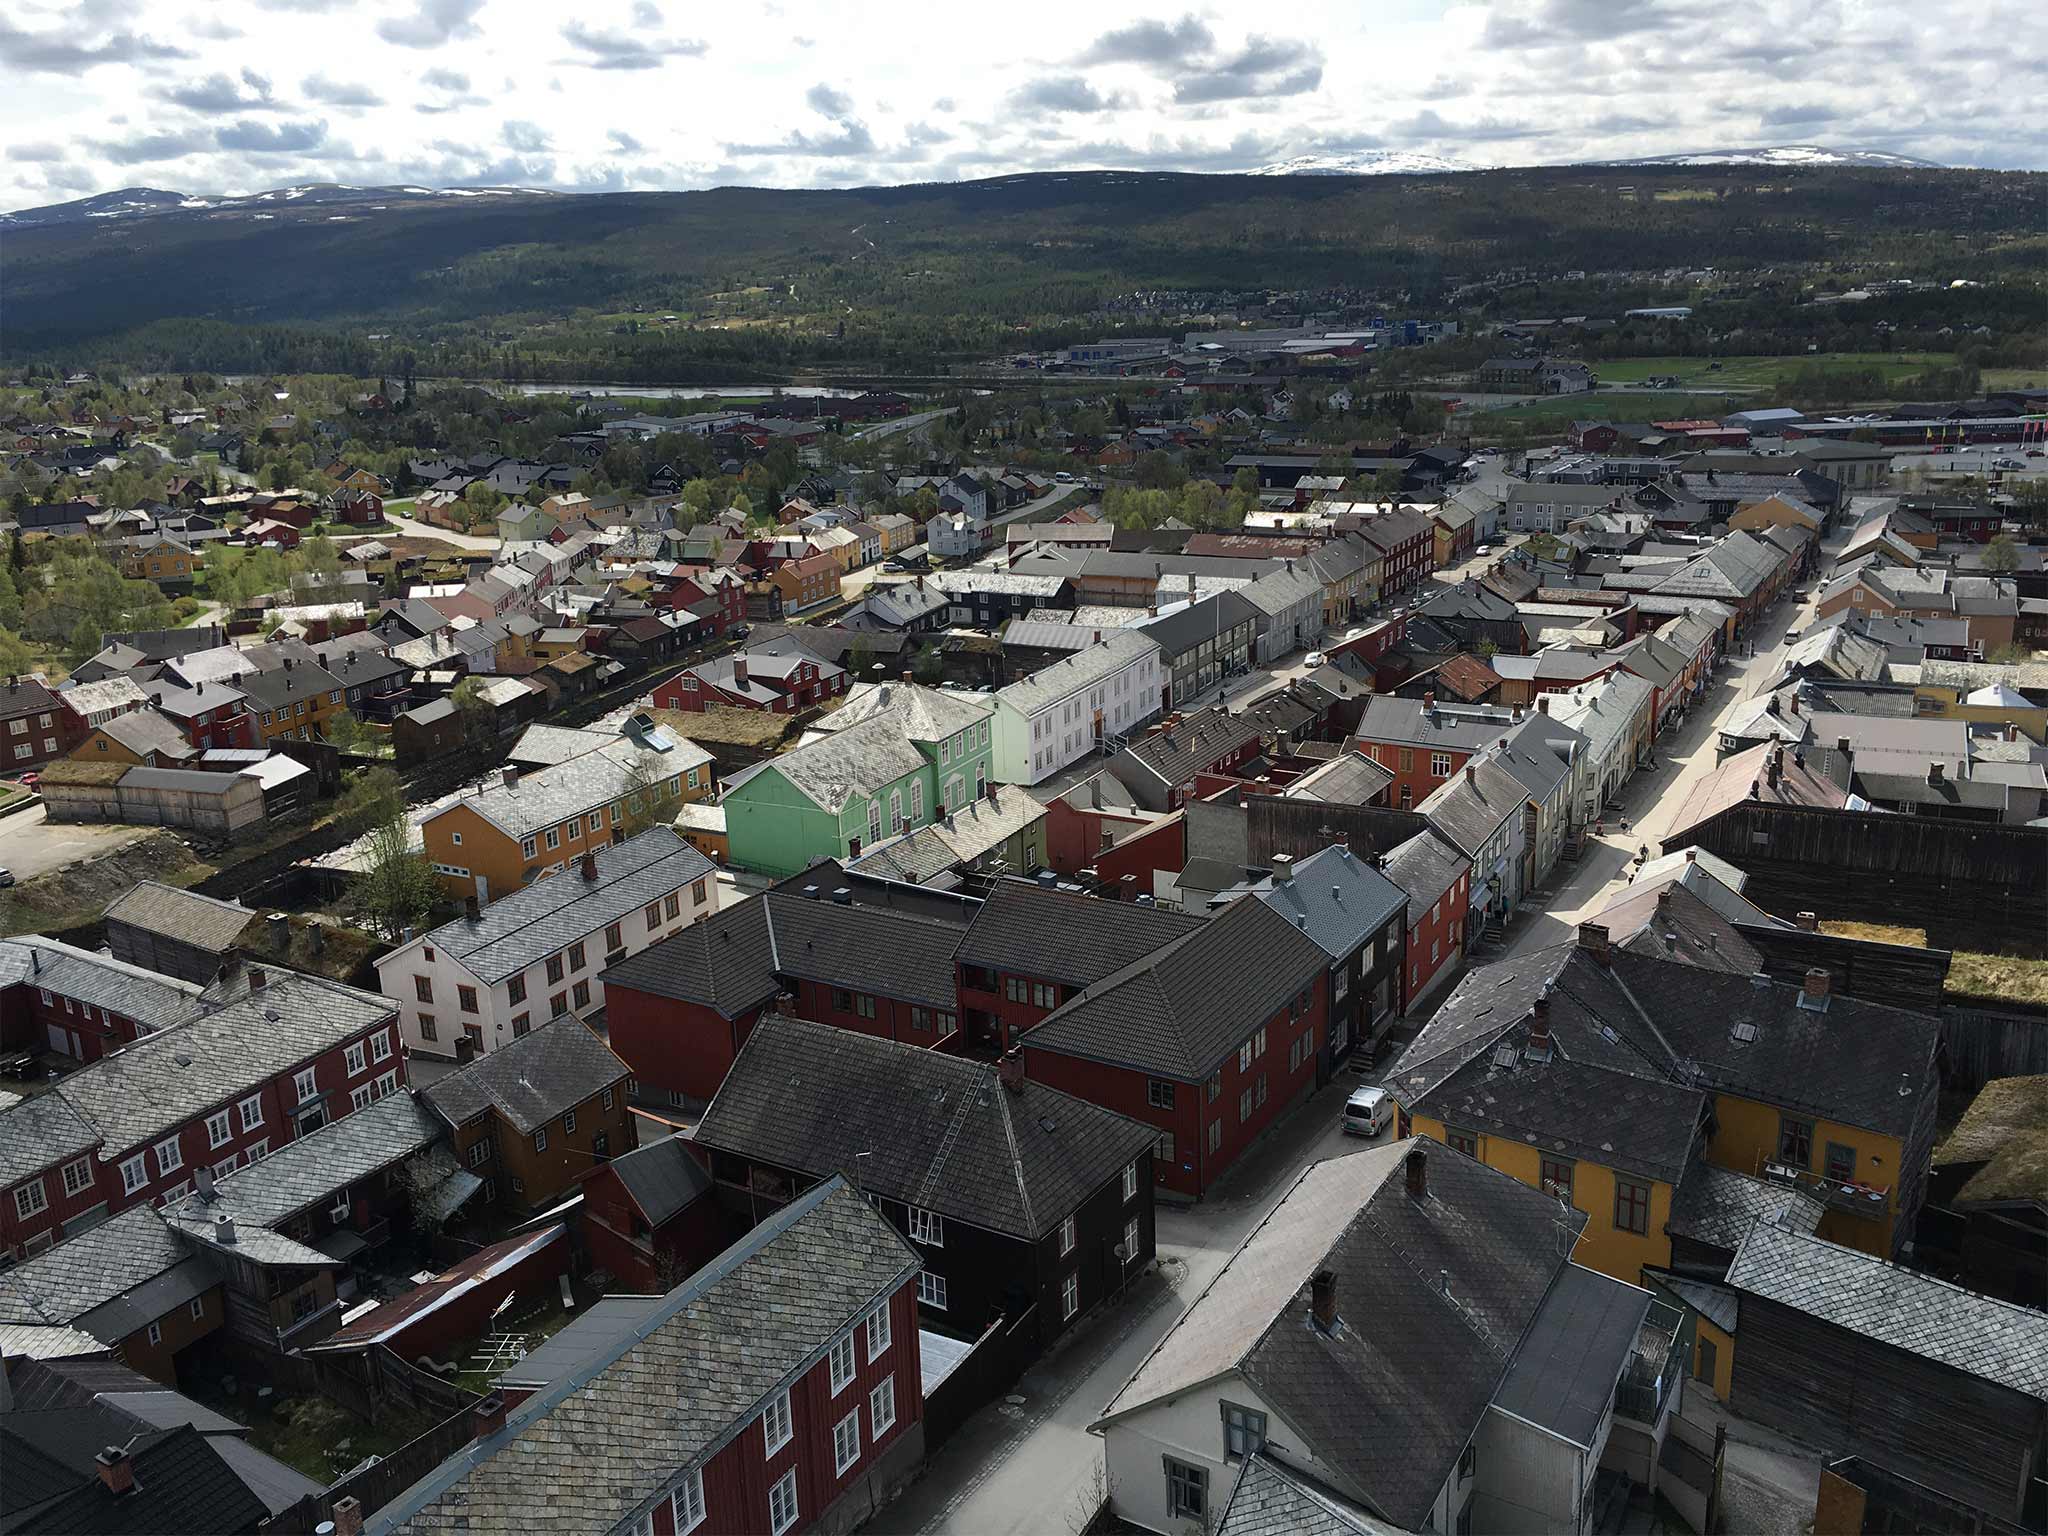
[421,1015,630,1135]
[101,881,250,953]
[1668,1162,1824,1255]
[1417,755,1527,858]
[1727,1221,2048,1399]
[493,1294,665,1393]
[696,1015,1158,1242]
[1492,1264,1652,1448]
[605,1134,712,1228]
[399,828,714,985]
[1232,846,1409,963]
[368,1178,920,1536]
[1137,589,1263,656]
[1217,1454,1402,1536]
[1022,894,1331,1082]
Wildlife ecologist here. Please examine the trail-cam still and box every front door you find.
[474,874,489,904]
[1695,1334,1717,1388]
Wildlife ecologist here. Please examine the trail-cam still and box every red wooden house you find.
[308,1226,570,1362]
[1380,828,1473,1012]
[378,1177,926,1536]
[1017,893,1333,1200]
[576,1134,734,1291]
[652,645,847,715]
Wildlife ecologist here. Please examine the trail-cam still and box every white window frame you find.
[760,1389,793,1456]
[670,1470,705,1535]
[345,1040,367,1076]
[61,1156,93,1198]
[156,1136,184,1175]
[1062,1271,1079,1320]
[534,1127,548,1153]
[120,1153,149,1196]
[908,1206,943,1247]
[869,1375,897,1438]
[863,1303,891,1362]
[293,1067,318,1104]
[206,1110,232,1149]
[1059,1214,1077,1256]
[916,1270,948,1310]
[370,1029,392,1063]
[829,1333,856,1395]
[768,1468,799,1536]
[1122,1160,1138,1201]
[238,1094,264,1133]
[13,1178,47,1220]
[833,1409,861,1476]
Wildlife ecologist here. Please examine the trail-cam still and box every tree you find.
[913,646,945,685]
[451,676,495,747]
[617,749,666,837]
[335,764,407,835]
[1981,532,2021,573]
[68,618,102,668]
[324,709,371,754]
[846,634,877,684]
[353,812,440,939]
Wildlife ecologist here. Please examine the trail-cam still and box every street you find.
[0,804,153,881]
[883,543,1834,1535]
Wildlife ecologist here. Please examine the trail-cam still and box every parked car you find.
[1343,1085,1394,1137]
[1303,651,1328,668]
[1054,471,1075,483]
[0,868,15,888]
[17,772,39,792]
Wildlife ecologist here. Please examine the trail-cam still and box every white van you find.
[1343,1085,1394,1138]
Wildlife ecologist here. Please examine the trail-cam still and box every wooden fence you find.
[1939,1005,2048,1089]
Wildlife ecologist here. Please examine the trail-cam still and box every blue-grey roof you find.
[1230,846,1410,962]
[1492,1264,1652,1448]
[1218,1454,1402,1536]
[421,1015,629,1135]
[397,827,714,984]
[605,1134,712,1228]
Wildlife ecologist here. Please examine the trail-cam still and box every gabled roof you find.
[998,630,1159,717]
[1663,741,1849,839]
[1217,1454,1402,1536]
[600,1135,712,1228]
[955,879,1201,989]
[1228,846,1409,961]
[1417,755,1528,858]
[1667,1162,1823,1255]
[1728,1221,2048,1399]
[1378,829,1468,923]
[421,1016,630,1135]
[0,1421,271,1535]
[1097,1142,1586,1530]
[695,1015,1157,1241]
[101,881,249,953]
[368,1178,920,1536]
[1022,894,1329,1081]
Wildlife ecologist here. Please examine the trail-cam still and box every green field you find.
[1588,352,1951,391]
[1984,366,2048,393]
[1466,391,1743,427]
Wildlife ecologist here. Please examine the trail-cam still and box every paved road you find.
[377,510,501,552]
[0,804,152,881]
[852,407,954,442]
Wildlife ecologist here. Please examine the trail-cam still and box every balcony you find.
[1758,1160,1891,1220]
[1614,1299,1688,1426]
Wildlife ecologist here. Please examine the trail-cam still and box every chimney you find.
[1684,850,1696,864]
[1655,885,1672,915]
[1802,967,1832,1002]
[1404,1143,1428,1199]
[1528,987,1552,1054]
[581,850,598,882]
[1789,694,1800,716]
[464,893,481,922]
[502,765,520,791]
[1576,922,1611,965]
[1537,696,1548,715]
[215,1214,237,1245]
[1272,854,1294,883]
[1423,690,1436,711]
[1309,1268,1338,1330]
[732,656,748,687]
[95,1447,135,1497]
[1927,761,1944,787]
[247,965,267,991]
[901,670,914,684]
[997,1051,1025,1096]
[331,1497,365,1536]
[472,1393,508,1440]
[1465,764,1476,785]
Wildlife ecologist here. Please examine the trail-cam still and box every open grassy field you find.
[1589,352,1953,391]
[1466,391,1742,428]
[1821,921,2048,1008]
[1983,366,2048,393]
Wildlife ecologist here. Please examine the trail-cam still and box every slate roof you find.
[2,1422,271,1534]
[997,630,1159,718]
[1662,740,1848,838]
[695,1015,1157,1241]
[102,881,250,953]
[421,1016,629,1135]
[1727,1221,2048,1399]
[1491,1263,1652,1448]
[604,1134,712,1228]
[1282,751,1396,807]
[817,679,992,744]
[440,731,713,840]
[1137,589,1263,657]
[1217,1454,1401,1536]
[0,935,203,1033]
[955,879,1201,988]
[1378,829,1468,924]
[1667,1162,1824,1256]
[1353,696,1521,752]
[1022,893,1330,1081]
[1098,1142,1585,1531]
[601,891,968,1016]
[0,1206,194,1329]
[1228,846,1409,961]
[842,785,1046,885]
[1417,755,1528,859]
[1116,704,1267,792]
[396,828,714,985]
[368,1178,919,1536]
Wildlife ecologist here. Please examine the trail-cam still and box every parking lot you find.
[0,803,154,883]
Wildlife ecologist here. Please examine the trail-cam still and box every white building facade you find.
[992,630,1162,785]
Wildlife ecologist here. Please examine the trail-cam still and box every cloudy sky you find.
[3,0,2042,211]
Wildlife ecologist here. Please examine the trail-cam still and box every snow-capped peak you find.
[1249,150,1482,176]
[1598,144,1943,169]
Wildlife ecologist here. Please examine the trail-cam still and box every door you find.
[45,1022,68,1056]
[474,874,489,904]
[1695,1334,1717,1388]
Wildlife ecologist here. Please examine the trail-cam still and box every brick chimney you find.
[331,1497,364,1536]
[95,1446,134,1497]
[464,893,481,922]
[1537,696,1548,715]
[901,670,914,684]
[997,1051,1025,1096]
[1465,764,1476,786]
[1309,1268,1337,1330]
[1802,967,1832,1002]
[1927,761,1944,787]
[247,966,266,991]
[502,765,520,791]
[580,850,598,882]
[1528,987,1552,1055]
[732,656,749,687]
[1576,923,1612,965]
[472,1393,508,1440]
[1655,885,1672,916]
[1404,1143,1428,1199]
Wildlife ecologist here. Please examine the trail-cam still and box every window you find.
[1431,752,1453,778]
[156,1136,184,1175]
[550,993,567,1018]
[1059,1214,1077,1255]
[768,1468,799,1536]
[533,1126,549,1153]
[352,1085,373,1112]
[13,1179,47,1219]
[344,1041,367,1076]
[1446,1126,1478,1157]
[467,1140,490,1168]
[889,789,903,832]
[508,975,527,1005]
[189,1295,206,1320]
[147,1321,162,1346]
[414,975,434,1003]
[605,921,623,951]
[245,1140,269,1162]
[868,802,882,844]
[546,955,565,984]
[1614,1176,1651,1235]
[61,1156,93,1198]
[1032,982,1057,1009]
[457,986,479,1014]
[602,1087,614,1110]
[370,1030,392,1063]
[419,1015,438,1042]
[646,901,663,931]
[1238,1040,1253,1073]
[683,885,700,913]
[1166,1458,1208,1522]
[573,980,591,1010]
[1459,1444,1476,1481]
[1397,747,1414,772]
[1239,1087,1253,1123]
[864,1303,891,1361]
[869,1376,897,1437]
[1540,1157,1575,1201]
[1122,1161,1139,1202]
[121,1153,149,1195]
[521,837,537,859]
[917,1270,948,1309]
[909,1207,944,1247]
[564,1108,577,1134]
[1222,1401,1267,1461]
[833,1409,861,1475]
[1155,1129,1176,1165]
[569,941,586,971]
[760,1389,793,1454]
[1124,1214,1141,1261]
[1207,1118,1222,1154]
[670,1471,706,1535]
[588,811,603,835]
[205,1110,231,1148]
[1146,1078,1175,1110]
[1825,1142,1856,1184]
[1054,1271,1076,1320]
[1778,1116,1814,1170]
[544,828,560,851]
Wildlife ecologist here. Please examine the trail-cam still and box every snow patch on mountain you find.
[1249,150,1482,176]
